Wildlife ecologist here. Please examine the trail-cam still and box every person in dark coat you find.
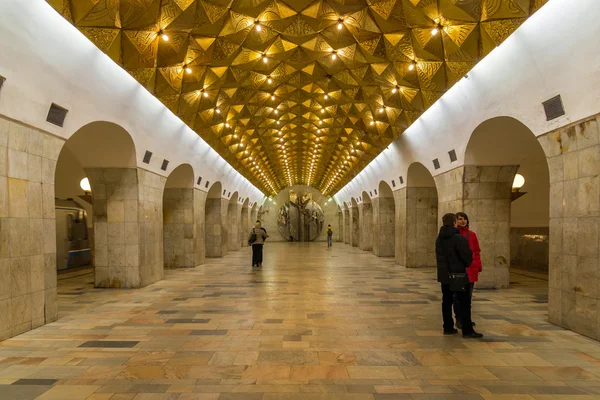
[436,213,483,338]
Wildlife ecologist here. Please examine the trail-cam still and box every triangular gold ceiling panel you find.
[49,0,549,195]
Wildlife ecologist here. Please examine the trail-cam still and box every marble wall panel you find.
[350,206,359,247]
[359,203,373,251]
[343,210,350,244]
[163,188,195,268]
[193,189,207,266]
[372,197,395,257]
[405,187,437,267]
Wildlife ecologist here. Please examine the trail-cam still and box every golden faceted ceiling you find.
[48,0,547,196]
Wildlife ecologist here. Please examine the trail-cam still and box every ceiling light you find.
[185,66,192,74]
[319,120,322,125]
[160,32,169,41]
[274,109,278,114]
[276,121,280,125]
[263,55,268,63]
[370,121,374,126]
[203,91,209,98]
[215,108,220,113]
[408,61,416,71]
[271,95,275,100]
[379,107,385,113]
[337,22,343,30]
[392,86,397,93]
[431,27,438,36]
[324,94,329,99]
[321,109,325,114]
[331,51,337,60]
[267,77,272,84]
[255,21,261,31]
[226,123,231,128]
[278,131,282,136]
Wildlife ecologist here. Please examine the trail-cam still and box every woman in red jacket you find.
[453,212,482,329]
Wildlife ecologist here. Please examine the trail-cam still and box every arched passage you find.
[464,116,549,289]
[205,182,226,258]
[373,181,396,257]
[350,197,359,247]
[359,192,373,251]
[404,162,438,268]
[162,164,195,269]
[55,121,164,289]
[343,203,350,244]
[241,198,250,247]
[227,192,240,251]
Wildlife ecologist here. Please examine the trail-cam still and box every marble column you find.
[405,187,437,268]
[372,197,395,257]
[359,202,373,251]
[205,197,228,258]
[394,188,407,266]
[88,167,165,288]
[241,206,250,247]
[538,115,600,339]
[344,209,350,244]
[228,202,242,251]
[462,165,518,289]
[350,206,359,247]
[337,211,343,242]
[193,189,206,266]
[0,118,62,340]
[163,188,195,268]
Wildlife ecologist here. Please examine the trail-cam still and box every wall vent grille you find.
[0,75,5,91]
[433,158,440,170]
[161,159,169,171]
[369,191,372,197]
[392,180,396,188]
[205,181,210,188]
[399,176,404,185]
[46,103,68,127]
[543,95,565,121]
[228,191,231,197]
[142,151,152,164]
[374,189,377,195]
[197,176,202,185]
[223,189,226,195]
[448,149,457,162]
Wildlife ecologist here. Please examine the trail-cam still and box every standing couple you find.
[436,212,484,339]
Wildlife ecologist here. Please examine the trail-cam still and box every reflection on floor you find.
[2,243,600,400]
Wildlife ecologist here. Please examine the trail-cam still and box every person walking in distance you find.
[249,220,268,268]
[453,212,482,329]
[326,224,333,247]
[436,213,483,338]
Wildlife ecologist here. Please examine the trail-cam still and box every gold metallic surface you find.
[49,0,547,195]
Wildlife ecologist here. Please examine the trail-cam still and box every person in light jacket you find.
[249,220,268,268]
[453,212,482,329]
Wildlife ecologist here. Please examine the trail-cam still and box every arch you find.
[163,164,196,269]
[404,162,438,268]
[463,116,549,289]
[359,191,373,251]
[55,121,152,291]
[373,180,396,257]
[205,181,225,258]
[227,191,240,251]
[241,198,250,247]
[350,197,359,247]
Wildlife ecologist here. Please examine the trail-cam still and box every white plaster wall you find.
[0,0,265,206]
[334,0,600,205]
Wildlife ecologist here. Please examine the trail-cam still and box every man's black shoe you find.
[443,329,458,335]
[462,331,483,339]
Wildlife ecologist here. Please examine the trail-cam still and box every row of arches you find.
[337,116,550,291]
[54,121,263,289]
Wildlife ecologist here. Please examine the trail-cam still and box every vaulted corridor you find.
[1,244,599,399]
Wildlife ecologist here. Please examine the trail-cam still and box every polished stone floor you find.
[2,243,600,399]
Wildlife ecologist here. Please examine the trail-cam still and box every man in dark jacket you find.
[436,213,483,338]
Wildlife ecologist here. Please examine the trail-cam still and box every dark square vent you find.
[543,95,565,121]
[392,180,396,188]
[433,158,440,170]
[369,191,372,197]
[223,189,226,196]
[374,189,377,195]
[399,176,404,185]
[205,181,210,188]
[0,75,5,91]
[143,151,153,164]
[448,149,457,162]
[161,159,169,171]
[197,176,202,185]
[46,103,68,127]
[228,191,231,197]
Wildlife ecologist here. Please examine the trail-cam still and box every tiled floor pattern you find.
[1,243,600,399]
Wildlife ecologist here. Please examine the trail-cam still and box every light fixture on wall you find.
[80,177,91,193]
[511,173,527,202]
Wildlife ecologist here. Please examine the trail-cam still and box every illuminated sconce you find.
[511,173,527,201]
[80,177,91,193]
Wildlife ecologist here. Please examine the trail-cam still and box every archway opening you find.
[360,192,373,251]
[374,181,396,257]
[227,192,240,251]
[55,121,141,292]
[163,164,195,269]
[351,197,359,247]
[405,162,438,267]
[205,182,224,258]
[465,116,549,289]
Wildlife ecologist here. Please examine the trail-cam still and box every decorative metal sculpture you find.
[277,190,324,241]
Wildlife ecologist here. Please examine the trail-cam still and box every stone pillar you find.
[344,210,350,244]
[394,188,406,266]
[163,188,195,268]
[241,206,249,247]
[538,115,600,339]
[205,198,227,258]
[337,211,343,242]
[359,202,373,251]
[404,187,437,268]
[372,197,395,257]
[434,167,465,221]
[350,206,359,247]
[228,202,242,251]
[193,189,206,266]
[0,119,62,340]
[88,167,165,288]
[462,165,517,289]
